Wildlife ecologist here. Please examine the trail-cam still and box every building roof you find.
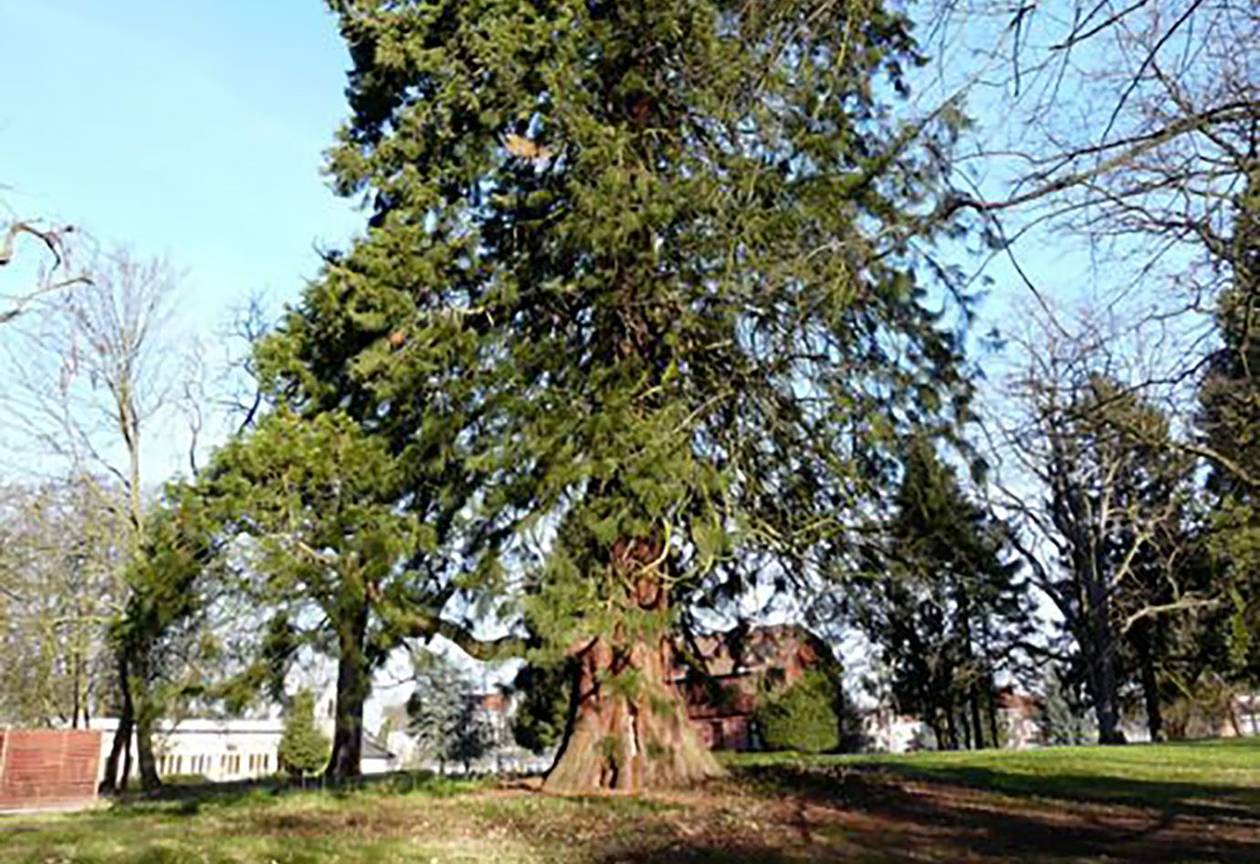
[89,718,284,735]
[677,623,833,679]
[676,624,835,722]
[361,731,395,762]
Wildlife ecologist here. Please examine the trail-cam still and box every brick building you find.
[675,624,836,751]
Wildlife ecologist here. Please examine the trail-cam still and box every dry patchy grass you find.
[2,739,1257,863]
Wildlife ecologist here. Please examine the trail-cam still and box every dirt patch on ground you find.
[470,766,1260,863]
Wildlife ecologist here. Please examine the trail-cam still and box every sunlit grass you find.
[726,736,1260,809]
[2,740,1257,863]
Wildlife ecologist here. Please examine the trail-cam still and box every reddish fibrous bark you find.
[542,537,723,794]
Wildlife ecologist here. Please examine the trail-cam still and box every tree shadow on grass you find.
[730,762,1260,863]
[105,770,483,817]
[593,845,796,864]
[843,759,1259,818]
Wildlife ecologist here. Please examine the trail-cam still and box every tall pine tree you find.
[276,0,971,791]
[857,435,1032,750]
[1198,168,1260,684]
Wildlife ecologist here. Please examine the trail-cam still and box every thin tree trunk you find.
[121,734,133,791]
[970,688,985,750]
[929,717,945,750]
[1134,621,1164,742]
[99,653,134,794]
[944,703,960,750]
[986,681,1000,749]
[134,665,162,792]
[325,596,370,785]
[71,651,82,730]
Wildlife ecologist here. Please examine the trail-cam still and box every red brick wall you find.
[0,730,102,810]
[693,716,753,751]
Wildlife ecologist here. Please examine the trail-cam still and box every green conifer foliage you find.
[201,408,425,783]
[857,435,1032,751]
[1199,171,1260,682]
[1037,665,1091,747]
[755,670,841,754]
[279,0,970,791]
[280,690,332,779]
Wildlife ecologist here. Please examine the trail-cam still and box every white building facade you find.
[89,717,396,784]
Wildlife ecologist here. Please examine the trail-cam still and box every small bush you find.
[754,671,840,754]
[279,689,331,778]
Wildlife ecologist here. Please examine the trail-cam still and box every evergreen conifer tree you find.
[280,689,332,780]
[857,435,1032,750]
[198,408,426,783]
[1199,173,1260,683]
[1037,665,1092,747]
[273,0,971,791]
[406,649,470,773]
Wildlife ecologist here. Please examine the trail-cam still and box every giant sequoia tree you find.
[282,0,970,792]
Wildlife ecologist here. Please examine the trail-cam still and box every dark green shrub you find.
[510,660,574,754]
[754,671,840,753]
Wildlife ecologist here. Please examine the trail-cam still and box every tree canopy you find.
[255,0,976,792]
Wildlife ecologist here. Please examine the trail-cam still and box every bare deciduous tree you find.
[1,194,90,325]
[989,305,1211,741]
[0,478,124,729]
[1,246,189,791]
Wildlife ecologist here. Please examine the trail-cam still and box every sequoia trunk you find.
[544,540,722,794]
[543,634,722,794]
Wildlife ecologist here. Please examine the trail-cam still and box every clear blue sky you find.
[0,1,1094,359]
[0,1,361,321]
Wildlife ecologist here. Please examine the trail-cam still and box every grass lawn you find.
[1,739,1257,863]
[731,736,1260,811]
